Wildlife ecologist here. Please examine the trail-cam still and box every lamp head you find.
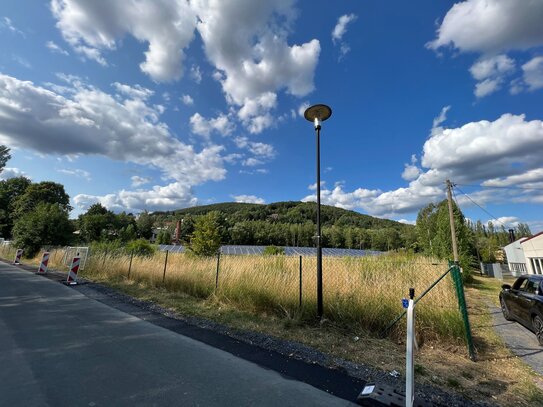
[304,104,332,130]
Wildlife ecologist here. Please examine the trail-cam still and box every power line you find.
[453,184,510,228]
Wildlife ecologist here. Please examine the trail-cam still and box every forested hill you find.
[152,201,416,250]
[168,201,404,229]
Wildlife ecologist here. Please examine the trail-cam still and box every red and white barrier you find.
[65,256,80,285]
[13,249,23,265]
[37,252,50,274]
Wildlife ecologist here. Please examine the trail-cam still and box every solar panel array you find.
[158,244,380,257]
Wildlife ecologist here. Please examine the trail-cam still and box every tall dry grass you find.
[11,244,463,342]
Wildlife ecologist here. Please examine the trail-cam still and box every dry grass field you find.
[6,244,462,342]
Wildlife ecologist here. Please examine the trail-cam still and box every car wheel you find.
[500,298,513,321]
[533,316,543,346]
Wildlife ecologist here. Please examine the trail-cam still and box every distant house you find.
[503,238,528,276]
[520,232,543,275]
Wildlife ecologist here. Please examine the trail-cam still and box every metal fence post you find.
[450,261,476,361]
[299,255,303,308]
[162,250,169,284]
[215,251,221,291]
[127,249,134,279]
[406,288,415,407]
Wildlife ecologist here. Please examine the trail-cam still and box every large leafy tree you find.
[13,181,71,218]
[188,211,222,256]
[78,203,117,242]
[0,176,32,238]
[13,203,74,257]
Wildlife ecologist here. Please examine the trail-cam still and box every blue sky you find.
[0,1,542,231]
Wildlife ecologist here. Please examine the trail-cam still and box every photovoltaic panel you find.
[157,244,380,257]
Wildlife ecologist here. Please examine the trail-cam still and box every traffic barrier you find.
[36,252,50,274]
[64,256,80,285]
[13,249,23,265]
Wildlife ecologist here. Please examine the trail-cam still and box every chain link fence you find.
[79,248,459,340]
[0,242,461,341]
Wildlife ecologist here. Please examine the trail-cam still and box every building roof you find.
[520,231,543,244]
[504,237,529,249]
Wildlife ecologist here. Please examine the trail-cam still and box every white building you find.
[520,232,543,275]
[503,238,528,276]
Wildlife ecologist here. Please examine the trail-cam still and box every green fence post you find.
[450,261,476,361]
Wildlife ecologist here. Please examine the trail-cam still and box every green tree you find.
[178,215,195,243]
[0,176,31,238]
[156,229,172,244]
[517,223,532,238]
[136,210,154,239]
[416,200,476,272]
[188,211,222,256]
[13,181,71,217]
[78,203,116,242]
[13,203,73,257]
[119,224,137,242]
[0,145,11,173]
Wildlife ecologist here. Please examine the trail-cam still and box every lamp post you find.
[304,104,332,319]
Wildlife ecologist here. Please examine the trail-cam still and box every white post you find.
[406,289,415,407]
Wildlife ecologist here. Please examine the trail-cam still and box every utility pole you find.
[446,179,459,263]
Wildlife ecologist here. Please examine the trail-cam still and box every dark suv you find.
[500,275,543,345]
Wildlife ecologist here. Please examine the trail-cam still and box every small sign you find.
[402,298,409,309]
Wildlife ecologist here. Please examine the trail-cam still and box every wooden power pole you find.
[446,179,459,263]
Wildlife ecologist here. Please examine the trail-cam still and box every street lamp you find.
[304,104,332,319]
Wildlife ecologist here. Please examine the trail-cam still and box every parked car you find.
[500,275,543,345]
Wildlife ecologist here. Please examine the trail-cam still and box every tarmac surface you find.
[0,261,356,406]
[488,302,543,374]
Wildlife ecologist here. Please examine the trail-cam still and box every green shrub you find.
[126,239,156,257]
[263,245,285,256]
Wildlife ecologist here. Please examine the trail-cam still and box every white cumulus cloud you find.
[190,113,235,138]
[428,0,543,98]
[50,1,321,133]
[0,167,27,180]
[0,73,226,212]
[192,0,320,133]
[181,94,194,106]
[46,40,69,56]
[332,13,357,57]
[427,0,543,54]
[51,0,197,81]
[131,175,152,187]
[57,168,91,180]
[469,55,515,97]
[522,56,543,91]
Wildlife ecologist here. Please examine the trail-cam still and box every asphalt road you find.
[0,261,355,406]
[488,303,543,374]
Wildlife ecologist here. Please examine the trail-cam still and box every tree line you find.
[414,199,532,274]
